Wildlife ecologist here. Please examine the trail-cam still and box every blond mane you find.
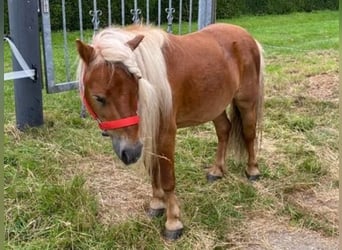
[78,25,173,169]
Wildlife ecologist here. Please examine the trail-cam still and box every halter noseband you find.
[82,88,139,131]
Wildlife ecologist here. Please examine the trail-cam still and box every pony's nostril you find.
[101,131,109,137]
[121,149,131,165]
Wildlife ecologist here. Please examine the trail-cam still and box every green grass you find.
[4,10,339,248]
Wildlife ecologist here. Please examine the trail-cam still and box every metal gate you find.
[40,0,216,94]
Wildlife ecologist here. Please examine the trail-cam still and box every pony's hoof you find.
[245,170,261,181]
[147,208,165,218]
[206,173,222,183]
[163,228,183,240]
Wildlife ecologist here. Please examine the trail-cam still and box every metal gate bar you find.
[108,0,112,26]
[146,0,150,24]
[61,0,71,82]
[78,0,84,41]
[121,0,125,26]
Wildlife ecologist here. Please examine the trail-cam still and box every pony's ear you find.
[126,35,144,51]
[76,39,94,64]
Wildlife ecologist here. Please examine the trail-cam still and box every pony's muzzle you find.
[112,138,143,165]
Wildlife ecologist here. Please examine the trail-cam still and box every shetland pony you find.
[76,23,264,240]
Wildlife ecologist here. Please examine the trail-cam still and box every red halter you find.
[81,90,140,131]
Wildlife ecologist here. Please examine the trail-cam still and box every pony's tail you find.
[228,102,246,160]
[256,40,265,153]
[228,40,265,160]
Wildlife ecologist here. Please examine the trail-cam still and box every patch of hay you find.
[289,187,338,228]
[306,73,338,102]
[317,144,339,179]
[4,124,22,143]
[74,155,151,224]
[180,230,217,250]
[241,216,338,250]
[259,136,286,170]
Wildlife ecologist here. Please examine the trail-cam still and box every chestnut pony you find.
[76,23,264,240]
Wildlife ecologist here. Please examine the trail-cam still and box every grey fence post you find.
[198,0,216,30]
[7,0,43,130]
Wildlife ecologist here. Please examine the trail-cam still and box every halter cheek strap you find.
[81,90,139,130]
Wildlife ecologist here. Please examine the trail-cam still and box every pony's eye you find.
[93,95,106,105]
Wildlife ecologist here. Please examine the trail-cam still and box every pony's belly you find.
[176,102,230,128]
[176,118,215,128]
[176,115,220,128]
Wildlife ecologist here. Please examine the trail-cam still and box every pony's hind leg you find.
[207,111,231,182]
[236,101,261,180]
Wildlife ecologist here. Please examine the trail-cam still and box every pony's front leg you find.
[148,165,166,217]
[156,125,183,240]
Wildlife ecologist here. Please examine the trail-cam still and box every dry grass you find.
[289,188,338,226]
[243,216,338,250]
[306,73,339,102]
[69,155,151,224]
